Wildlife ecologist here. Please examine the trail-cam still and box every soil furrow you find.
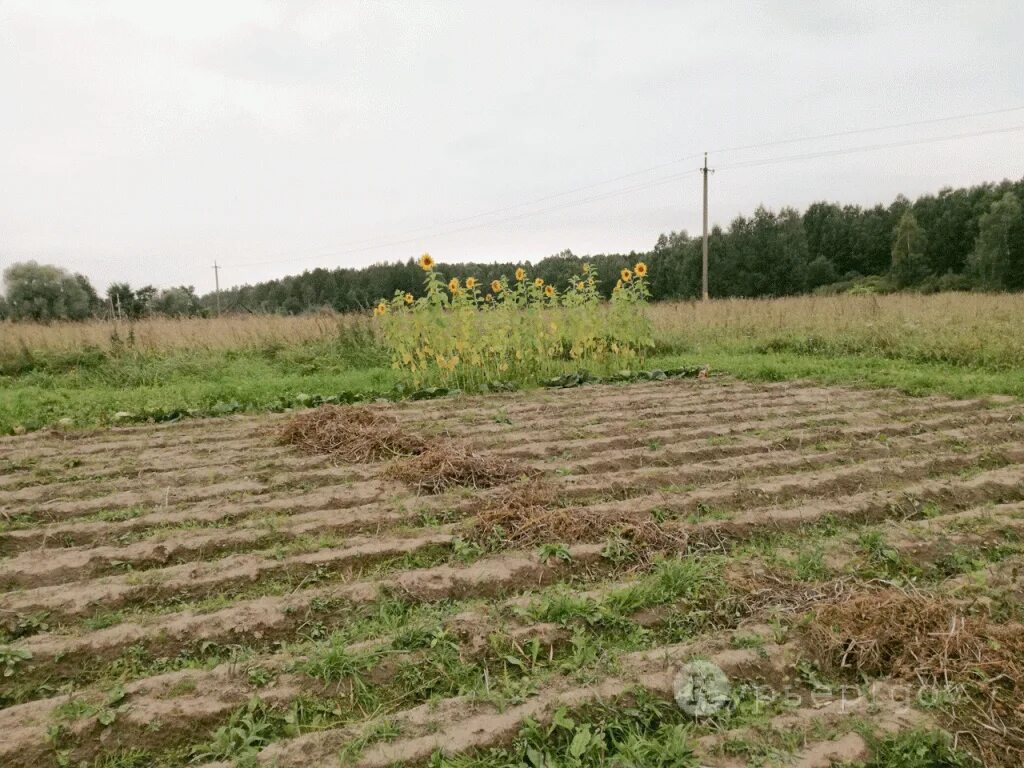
[0,533,456,621]
[7,544,608,693]
[3,379,1020,768]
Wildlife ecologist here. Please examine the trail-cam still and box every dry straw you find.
[474,479,685,550]
[805,588,1024,764]
[388,442,534,494]
[278,405,429,462]
[279,404,533,495]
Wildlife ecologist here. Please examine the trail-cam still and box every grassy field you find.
[1,378,1021,766]
[1,292,1022,434]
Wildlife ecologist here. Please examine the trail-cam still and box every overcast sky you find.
[3,1,1023,293]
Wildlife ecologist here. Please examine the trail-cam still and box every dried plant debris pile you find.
[806,588,1024,764]
[278,404,429,462]
[474,478,684,550]
[388,441,534,494]
[2,378,1024,768]
[280,404,533,493]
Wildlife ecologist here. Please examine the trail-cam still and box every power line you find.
[226,169,703,268]
[707,104,1024,156]
[221,156,704,267]
[221,105,1024,271]
[716,124,1024,172]
[220,155,707,268]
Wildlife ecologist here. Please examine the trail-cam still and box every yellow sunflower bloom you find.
[465,277,477,290]
[621,268,633,282]
[534,277,544,287]
[515,267,526,281]
[582,263,590,273]
[374,301,388,315]
[544,284,555,297]
[576,281,585,291]
[403,292,414,304]
[634,261,648,277]
[490,279,502,293]
[418,253,435,271]
[485,293,493,302]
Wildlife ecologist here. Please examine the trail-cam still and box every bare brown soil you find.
[1,378,1022,767]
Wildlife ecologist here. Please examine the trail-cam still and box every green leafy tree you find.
[1,261,96,321]
[106,282,134,318]
[806,255,838,289]
[106,283,157,319]
[742,206,809,296]
[890,211,929,288]
[201,177,1024,313]
[152,285,203,316]
[970,191,1024,289]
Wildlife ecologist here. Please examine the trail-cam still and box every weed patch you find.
[431,689,699,767]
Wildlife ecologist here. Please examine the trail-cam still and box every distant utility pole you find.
[701,152,713,301]
[213,261,221,316]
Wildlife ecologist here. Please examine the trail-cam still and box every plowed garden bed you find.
[1,378,1022,767]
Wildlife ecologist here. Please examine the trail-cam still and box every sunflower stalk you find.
[374,255,654,392]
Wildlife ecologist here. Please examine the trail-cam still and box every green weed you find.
[430,689,698,767]
[853,728,979,768]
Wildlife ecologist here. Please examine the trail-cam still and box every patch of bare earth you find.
[1,378,1022,767]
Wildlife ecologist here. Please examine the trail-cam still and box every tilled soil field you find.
[1,378,1022,767]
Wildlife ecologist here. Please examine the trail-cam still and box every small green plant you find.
[650,507,672,523]
[600,535,636,564]
[795,659,833,696]
[537,542,572,563]
[730,632,765,649]
[452,536,484,563]
[1,645,31,677]
[430,690,698,767]
[339,718,402,764]
[55,697,97,721]
[193,698,282,762]
[246,665,276,688]
[853,728,978,767]
[606,557,723,615]
[527,588,603,626]
[298,633,377,689]
[858,530,916,579]
[791,546,828,581]
[166,677,198,697]
[1,611,49,641]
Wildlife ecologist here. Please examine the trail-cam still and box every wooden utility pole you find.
[213,261,221,316]
[701,152,711,301]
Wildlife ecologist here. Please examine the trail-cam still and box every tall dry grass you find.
[2,292,1021,371]
[0,311,350,357]
[648,291,1024,370]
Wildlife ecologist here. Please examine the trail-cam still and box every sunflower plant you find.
[374,254,654,391]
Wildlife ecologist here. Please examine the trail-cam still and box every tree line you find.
[0,265,203,323]
[3,177,1022,322]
